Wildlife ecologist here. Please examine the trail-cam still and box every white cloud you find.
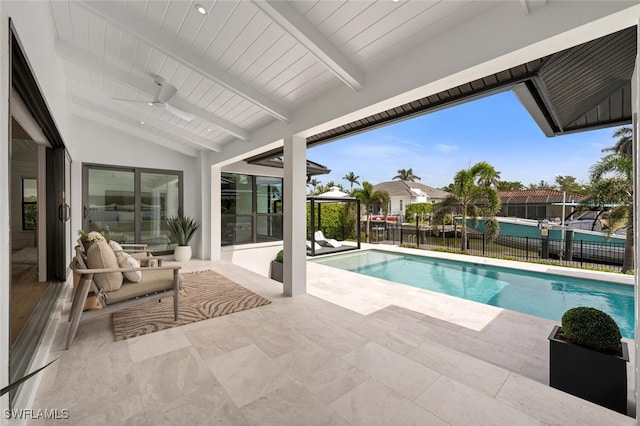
[434,143,458,153]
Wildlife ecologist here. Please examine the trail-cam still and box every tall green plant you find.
[435,162,501,251]
[581,126,633,272]
[393,168,421,182]
[164,216,200,246]
[354,181,390,243]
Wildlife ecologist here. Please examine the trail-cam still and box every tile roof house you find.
[373,181,451,216]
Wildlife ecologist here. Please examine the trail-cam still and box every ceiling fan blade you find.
[158,82,178,103]
[109,97,150,103]
[164,103,195,121]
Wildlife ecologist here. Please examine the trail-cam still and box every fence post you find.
[400,226,403,245]
[565,230,574,262]
[541,236,549,259]
[580,240,583,267]
[482,234,485,256]
[526,237,529,261]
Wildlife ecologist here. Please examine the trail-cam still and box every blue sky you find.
[307,90,624,190]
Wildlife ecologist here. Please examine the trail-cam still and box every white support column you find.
[283,135,307,296]
[211,165,222,261]
[634,19,640,425]
[199,154,212,260]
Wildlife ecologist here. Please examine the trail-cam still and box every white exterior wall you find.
[0,0,73,415]
[221,244,282,277]
[217,162,285,275]
[70,118,203,258]
[389,195,411,216]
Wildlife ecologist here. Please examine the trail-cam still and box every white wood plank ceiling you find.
[48,0,503,156]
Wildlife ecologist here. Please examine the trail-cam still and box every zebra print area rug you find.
[112,270,271,341]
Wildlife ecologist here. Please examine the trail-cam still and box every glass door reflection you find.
[140,172,180,252]
[86,168,135,244]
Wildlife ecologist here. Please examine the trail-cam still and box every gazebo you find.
[307,187,361,256]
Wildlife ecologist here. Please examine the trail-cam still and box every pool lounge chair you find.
[314,231,342,248]
[307,241,322,251]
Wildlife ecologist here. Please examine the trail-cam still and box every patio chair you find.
[313,230,342,248]
[66,244,181,349]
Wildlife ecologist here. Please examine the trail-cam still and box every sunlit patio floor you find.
[30,252,635,425]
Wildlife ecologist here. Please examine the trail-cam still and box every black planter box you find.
[270,260,283,283]
[548,325,629,414]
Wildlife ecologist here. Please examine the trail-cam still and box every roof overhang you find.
[244,148,330,177]
[250,25,635,163]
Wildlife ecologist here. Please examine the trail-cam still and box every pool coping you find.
[310,243,634,286]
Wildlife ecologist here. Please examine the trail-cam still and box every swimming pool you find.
[311,250,635,338]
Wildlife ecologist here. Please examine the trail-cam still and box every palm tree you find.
[342,172,360,193]
[474,161,501,188]
[307,178,320,195]
[585,129,633,272]
[354,181,390,243]
[393,168,421,182]
[603,127,632,157]
[434,162,501,251]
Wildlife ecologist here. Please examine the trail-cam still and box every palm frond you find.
[1,358,58,396]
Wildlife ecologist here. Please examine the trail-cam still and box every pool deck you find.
[29,249,635,425]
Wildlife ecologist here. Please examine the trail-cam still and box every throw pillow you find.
[109,240,124,253]
[85,239,123,292]
[118,252,142,283]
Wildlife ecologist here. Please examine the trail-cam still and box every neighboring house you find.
[498,190,585,220]
[373,181,451,217]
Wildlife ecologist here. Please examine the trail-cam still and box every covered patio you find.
[1,1,639,423]
[29,254,635,424]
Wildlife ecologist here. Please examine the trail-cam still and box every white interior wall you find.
[70,117,204,257]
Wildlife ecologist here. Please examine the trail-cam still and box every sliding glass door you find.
[85,167,135,243]
[141,172,180,249]
[83,164,182,254]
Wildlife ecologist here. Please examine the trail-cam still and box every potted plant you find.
[548,306,629,414]
[270,249,283,283]
[164,215,200,262]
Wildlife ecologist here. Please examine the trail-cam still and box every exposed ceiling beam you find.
[252,1,364,91]
[71,107,201,158]
[77,1,290,122]
[56,40,250,141]
[520,0,530,16]
[70,90,224,153]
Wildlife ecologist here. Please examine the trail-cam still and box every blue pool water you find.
[311,250,635,338]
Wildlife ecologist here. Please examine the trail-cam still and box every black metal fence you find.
[363,223,626,270]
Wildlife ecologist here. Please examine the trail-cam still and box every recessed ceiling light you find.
[140,121,145,125]
[195,4,207,15]
[392,0,400,2]
[147,102,153,106]
[207,128,212,132]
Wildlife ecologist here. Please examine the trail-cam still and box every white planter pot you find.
[174,245,192,262]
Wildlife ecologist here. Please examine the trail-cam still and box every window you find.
[83,164,183,254]
[399,200,403,211]
[22,178,37,230]
[221,173,283,246]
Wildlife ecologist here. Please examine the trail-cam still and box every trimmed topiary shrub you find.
[561,307,621,353]
[275,249,284,263]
